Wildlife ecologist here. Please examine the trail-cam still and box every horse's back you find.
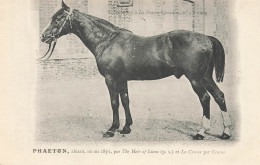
[133,30,213,79]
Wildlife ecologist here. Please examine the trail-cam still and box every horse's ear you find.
[62,0,70,11]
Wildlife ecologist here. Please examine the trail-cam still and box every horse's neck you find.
[71,10,118,56]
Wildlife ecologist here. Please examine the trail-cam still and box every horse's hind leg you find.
[203,77,232,139]
[103,76,120,138]
[118,81,133,134]
[188,78,211,140]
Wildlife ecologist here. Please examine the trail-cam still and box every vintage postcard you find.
[0,0,259,164]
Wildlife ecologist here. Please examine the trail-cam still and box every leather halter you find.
[44,9,74,43]
[39,9,74,60]
[52,9,74,40]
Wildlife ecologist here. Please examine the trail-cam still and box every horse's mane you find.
[75,9,132,33]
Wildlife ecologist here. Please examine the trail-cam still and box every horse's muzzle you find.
[41,37,53,44]
[40,34,46,42]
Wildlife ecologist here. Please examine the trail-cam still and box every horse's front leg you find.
[118,81,133,134]
[103,76,120,138]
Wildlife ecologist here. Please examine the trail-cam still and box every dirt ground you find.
[35,61,239,142]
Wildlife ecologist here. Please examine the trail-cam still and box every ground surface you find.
[36,58,239,142]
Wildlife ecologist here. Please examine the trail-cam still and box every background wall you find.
[39,0,231,59]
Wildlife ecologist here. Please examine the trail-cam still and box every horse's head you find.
[40,1,73,44]
[39,1,74,60]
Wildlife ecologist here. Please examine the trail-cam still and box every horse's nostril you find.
[41,34,45,39]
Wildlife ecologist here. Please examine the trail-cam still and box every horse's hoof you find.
[103,131,115,138]
[120,127,131,134]
[220,133,231,140]
[193,133,205,140]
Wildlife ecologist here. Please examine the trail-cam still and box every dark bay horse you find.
[40,1,232,140]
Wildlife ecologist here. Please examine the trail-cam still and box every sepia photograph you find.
[37,0,239,142]
[1,0,260,164]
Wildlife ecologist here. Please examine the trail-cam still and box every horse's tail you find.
[208,36,225,83]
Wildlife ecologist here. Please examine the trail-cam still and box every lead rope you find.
[45,39,57,60]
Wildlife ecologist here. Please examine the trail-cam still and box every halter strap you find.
[54,9,74,38]
[39,9,74,61]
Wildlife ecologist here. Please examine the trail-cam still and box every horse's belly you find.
[124,64,174,80]
[122,50,179,80]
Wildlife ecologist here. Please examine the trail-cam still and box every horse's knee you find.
[111,100,119,110]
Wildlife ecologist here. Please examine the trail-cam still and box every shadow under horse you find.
[40,1,232,140]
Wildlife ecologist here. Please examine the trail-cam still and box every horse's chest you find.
[96,55,124,77]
